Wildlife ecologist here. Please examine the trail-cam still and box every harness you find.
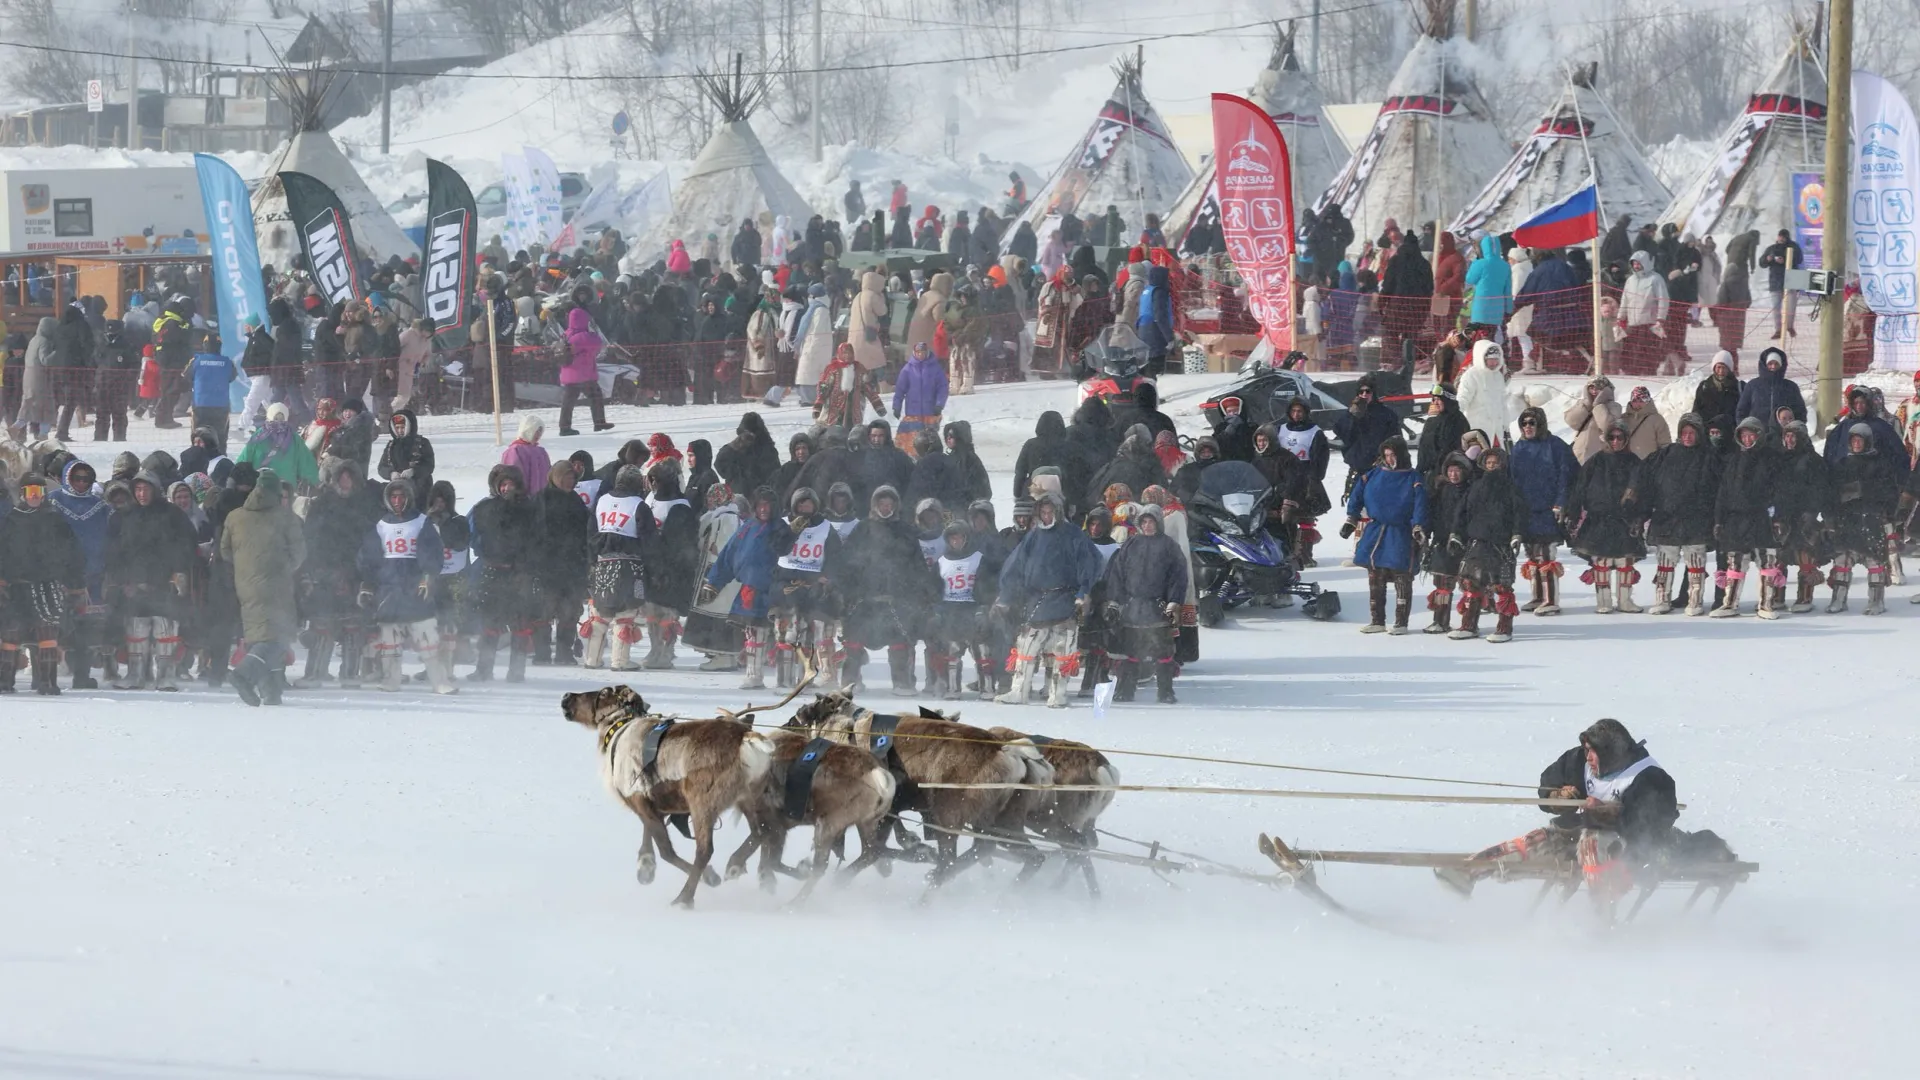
[639,717,676,786]
[599,715,635,757]
[861,711,917,811]
[783,737,837,821]
[865,713,900,766]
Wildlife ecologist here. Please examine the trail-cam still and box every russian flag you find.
[1511,184,1600,248]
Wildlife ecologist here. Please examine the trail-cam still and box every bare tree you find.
[0,0,96,102]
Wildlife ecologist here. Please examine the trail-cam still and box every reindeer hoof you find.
[874,858,893,879]
[759,872,779,894]
[671,895,695,909]
[725,863,746,881]
[635,854,657,886]
[702,867,722,887]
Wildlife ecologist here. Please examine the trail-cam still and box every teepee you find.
[251,57,416,270]
[1660,32,1826,240]
[1451,63,1670,239]
[1165,23,1343,256]
[649,56,814,254]
[1312,0,1510,250]
[1013,48,1195,250]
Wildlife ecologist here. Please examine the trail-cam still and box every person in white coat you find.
[1456,339,1511,446]
[1616,251,1669,377]
[789,284,835,407]
[1505,246,1536,371]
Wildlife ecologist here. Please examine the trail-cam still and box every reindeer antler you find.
[717,650,819,723]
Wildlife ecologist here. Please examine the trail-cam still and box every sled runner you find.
[1258,831,1759,923]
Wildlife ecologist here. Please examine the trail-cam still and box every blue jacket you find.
[1516,255,1582,337]
[1137,265,1176,354]
[190,351,236,407]
[1734,364,1807,431]
[1346,464,1428,572]
[356,512,444,624]
[1508,425,1580,536]
[996,518,1103,624]
[50,464,111,599]
[706,515,791,618]
[1464,235,1513,325]
[1333,401,1402,472]
[1824,410,1907,472]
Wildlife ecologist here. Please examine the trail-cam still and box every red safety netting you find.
[1172,263,1907,381]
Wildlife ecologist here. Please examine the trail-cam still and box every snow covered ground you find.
[3,373,1915,1078]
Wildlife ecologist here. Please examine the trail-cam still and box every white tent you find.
[650,118,814,253]
[1311,0,1510,250]
[1452,63,1670,239]
[253,131,417,271]
[1165,25,1344,256]
[648,61,813,255]
[1013,51,1195,250]
[1660,35,1826,241]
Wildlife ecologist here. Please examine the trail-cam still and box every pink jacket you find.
[501,438,550,488]
[561,307,601,385]
[666,240,692,275]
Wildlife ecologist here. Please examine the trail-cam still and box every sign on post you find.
[85,80,104,113]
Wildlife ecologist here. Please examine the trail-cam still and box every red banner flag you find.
[1210,93,1296,352]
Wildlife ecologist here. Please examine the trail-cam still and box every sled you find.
[1257,832,1759,924]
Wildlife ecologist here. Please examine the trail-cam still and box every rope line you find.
[912,781,1687,810]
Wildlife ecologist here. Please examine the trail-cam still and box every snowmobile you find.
[1076,324,1154,410]
[1198,340,1428,445]
[1186,459,1338,626]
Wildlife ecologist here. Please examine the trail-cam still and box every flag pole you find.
[1566,65,1609,378]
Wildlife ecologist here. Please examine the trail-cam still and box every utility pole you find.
[1310,0,1320,76]
[1014,0,1022,71]
[810,0,822,161]
[380,0,394,154]
[1818,0,1853,430]
[125,2,139,150]
[1464,0,1477,41]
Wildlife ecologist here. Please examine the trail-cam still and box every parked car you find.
[473,172,592,225]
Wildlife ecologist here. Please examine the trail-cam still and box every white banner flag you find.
[523,146,565,249]
[500,151,538,253]
[1852,70,1920,370]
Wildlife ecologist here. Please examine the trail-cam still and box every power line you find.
[0,1,1399,85]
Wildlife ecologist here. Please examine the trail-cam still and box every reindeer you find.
[789,691,1052,888]
[727,729,897,902]
[560,685,773,908]
[985,728,1119,897]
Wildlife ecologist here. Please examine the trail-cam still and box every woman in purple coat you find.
[891,342,950,454]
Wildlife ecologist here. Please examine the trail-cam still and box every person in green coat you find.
[236,402,320,492]
[220,468,307,705]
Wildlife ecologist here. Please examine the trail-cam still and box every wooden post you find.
[1817,0,1853,431]
[484,290,504,446]
[1591,232,1605,377]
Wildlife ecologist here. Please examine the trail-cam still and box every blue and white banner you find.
[1851,70,1920,370]
[501,151,538,252]
[193,153,268,406]
[523,146,565,248]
